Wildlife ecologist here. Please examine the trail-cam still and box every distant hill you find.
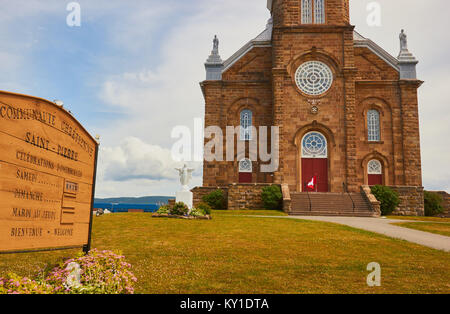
[94,196,172,205]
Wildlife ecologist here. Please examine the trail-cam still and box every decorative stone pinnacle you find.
[206,35,223,64]
[397,29,417,63]
[397,29,418,80]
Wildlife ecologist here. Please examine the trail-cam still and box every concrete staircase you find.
[290,192,378,217]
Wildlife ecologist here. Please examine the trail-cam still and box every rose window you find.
[295,61,333,96]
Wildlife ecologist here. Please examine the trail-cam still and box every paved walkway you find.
[255,216,450,252]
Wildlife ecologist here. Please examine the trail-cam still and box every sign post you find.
[0,91,98,254]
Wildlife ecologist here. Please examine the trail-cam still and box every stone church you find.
[194,0,424,216]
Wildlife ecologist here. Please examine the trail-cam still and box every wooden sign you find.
[0,91,98,253]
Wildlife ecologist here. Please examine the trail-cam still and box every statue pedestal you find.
[176,191,193,209]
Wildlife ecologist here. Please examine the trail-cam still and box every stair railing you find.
[305,182,312,212]
[343,182,356,212]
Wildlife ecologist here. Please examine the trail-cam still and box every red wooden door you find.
[302,158,328,192]
[368,174,383,186]
[239,172,252,183]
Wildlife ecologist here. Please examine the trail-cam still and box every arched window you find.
[302,132,328,158]
[367,110,381,142]
[240,109,253,141]
[314,0,325,24]
[301,0,312,24]
[368,160,382,175]
[302,0,325,24]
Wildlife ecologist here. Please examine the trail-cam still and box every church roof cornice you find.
[353,30,400,72]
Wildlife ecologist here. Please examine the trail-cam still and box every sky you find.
[0,0,449,197]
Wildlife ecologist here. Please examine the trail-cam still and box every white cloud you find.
[96,137,202,197]
[96,0,270,148]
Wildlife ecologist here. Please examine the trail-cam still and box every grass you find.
[393,222,450,237]
[387,216,450,223]
[1,211,449,294]
[214,209,287,216]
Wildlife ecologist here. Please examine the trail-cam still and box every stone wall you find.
[361,185,381,216]
[227,184,277,210]
[390,186,424,216]
[193,184,280,211]
[281,184,291,213]
[191,186,229,209]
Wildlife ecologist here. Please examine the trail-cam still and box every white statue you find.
[65,262,81,289]
[400,29,408,51]
[213,35,219,52]
[175,164,195,191]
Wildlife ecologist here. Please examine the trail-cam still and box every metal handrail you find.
[343,182,356,212]
[305,182,312,212]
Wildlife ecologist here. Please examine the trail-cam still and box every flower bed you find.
[0,249,137,294]
[152,202,212,220]
[152,213,212,220]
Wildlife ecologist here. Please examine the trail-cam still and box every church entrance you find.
[301,132,329,192]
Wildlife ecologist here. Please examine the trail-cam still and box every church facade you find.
[197,0,424,215]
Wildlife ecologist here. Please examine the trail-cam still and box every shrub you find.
[424,191,445,217]
[370,185,400,216]
[189,208,205,217]
[157,205,170,215]
[196,202,212,215]
[202,189,226,210]
[261,185,283,210]
[171,202,189,216]
[0,250,137,294]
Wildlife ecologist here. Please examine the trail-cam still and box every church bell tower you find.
[268,0,359,192]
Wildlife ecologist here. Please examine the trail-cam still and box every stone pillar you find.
[272,68,286,186]
[205,35,224,81]
[399,81,423,187]
[343,28,358,192]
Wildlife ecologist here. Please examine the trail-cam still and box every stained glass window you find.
[240,110,253,141]
[239,159,252,173]
[302,132,328,158]
[314,0,325,24]
[368,110,381,142]
[295,61,333,96]
[302,0,325,24]
[368,160,382,175]
[301,0,312,24]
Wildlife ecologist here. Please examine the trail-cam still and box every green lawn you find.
[393,222,450,237]
[387,216,450,223]
[1,211,449,294]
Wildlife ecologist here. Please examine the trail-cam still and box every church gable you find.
[222,47,272,81]
[355,47,400,81]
